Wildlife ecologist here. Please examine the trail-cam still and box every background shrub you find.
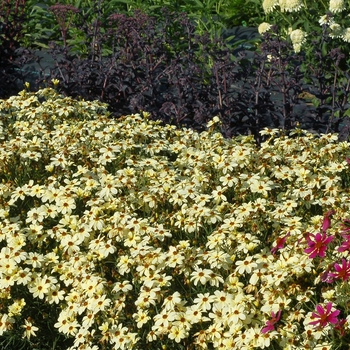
[1,0,350,142]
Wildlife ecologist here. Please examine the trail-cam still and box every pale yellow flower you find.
[54,311,80,335]
[319,14,334,26]
[47,286,65,304]
[342,27,350,42]
[290,29,307,52]
[329,23,343,38]
[235,256,258,275]
[329,0,345,13]
[281,0,304,12]
[193,293,215,311]
[51,78,60,86]
[258,22,272,34]
[133,309,151,328]
[0,314,15,336]
[50,153,70,169]
[154,310,176,328]
[14,268,32,285]
[22,319,39,340]
[28,275,51,299]
[168,325,188,343]
[8,299,26,317]
[263,0,279,13]
[190,268,213,286]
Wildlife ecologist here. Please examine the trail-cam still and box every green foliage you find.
[257,1,350,132]
[260,1,350,66]
[21,4,57,49]
[17,0,264,51]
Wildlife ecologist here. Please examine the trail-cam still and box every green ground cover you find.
[1,86,350,349]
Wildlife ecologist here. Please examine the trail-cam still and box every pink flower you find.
[337,233,350,253]
[340,219,350,233]
[261,310,281,333]
[309,302,340,328]
[328,259,350,281]
[321,210,335,232]
[304,232,334,258]
[320,269,334,283]
[335,318,347,336]
[271,232,290,255]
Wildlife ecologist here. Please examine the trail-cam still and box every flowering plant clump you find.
[258,1,350,141]
[259,0,350,110]
[1,86,350,348]
[261,0,350,51]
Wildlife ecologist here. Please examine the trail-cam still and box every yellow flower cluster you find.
[261,0,350,51]
[0,87,350,349]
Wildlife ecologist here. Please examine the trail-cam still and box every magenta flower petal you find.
[338,233,350,252]
[340,219,350,233]
[271,232,290,255]
[321,210,335,232]
[322,217,331,232]
[309,302,340,328]
[304,232,334,259]
[261,310,281,333]
[329,259,350,281]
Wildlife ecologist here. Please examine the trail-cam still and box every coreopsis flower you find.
[193,293,215,311]
[328,259,350,281]
[47,286,65,304]
[50,153,70,169]
[54,311,80,335]
[235,256,257,274]
[271,232,290,255]
[8,299,26,317]
[168,325,188,343]
[258,22,272,34]
[339,232,350,251]
[290,29,307,53]
[334,318,347,336]
[329,0,345,13]
[190,268,213,286]
[52,78,60,86]
[309,302,340,328]
[304,232,334,258]
[322,209,335,231]
[133,309,151,328]
[261,310,282,333]
[320,269,335,283]
[154,310,176,328]
[0,314,14,336]
[206,116,221,128]
[263,0,279,13]
[22,319,39,339]
[28,275,52,299]
[340,218,350,233]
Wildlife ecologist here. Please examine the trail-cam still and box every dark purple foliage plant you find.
[0,0,29,97]
[1,3,350,144]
